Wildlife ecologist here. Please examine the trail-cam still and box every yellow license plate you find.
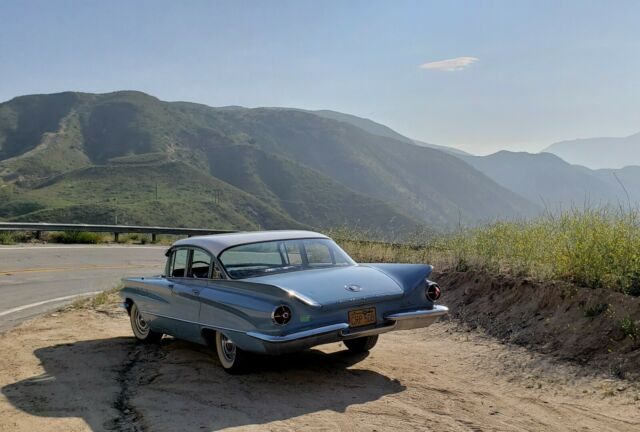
[348,307,376,327]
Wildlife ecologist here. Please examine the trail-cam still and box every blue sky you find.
[1,0,638,154]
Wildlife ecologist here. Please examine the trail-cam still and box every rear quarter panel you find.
[361,263,436,311]
[121,277,173,333]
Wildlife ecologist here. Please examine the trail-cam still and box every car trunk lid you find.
[250,265,403,308]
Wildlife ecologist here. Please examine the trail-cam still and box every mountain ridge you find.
[0,90,540,233]
[544,132,640,169]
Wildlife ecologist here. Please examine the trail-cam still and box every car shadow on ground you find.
[2,336,406,431]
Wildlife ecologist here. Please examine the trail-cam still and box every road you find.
[0,245,167,332]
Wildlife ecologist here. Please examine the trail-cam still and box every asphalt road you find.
[0,245,167,332]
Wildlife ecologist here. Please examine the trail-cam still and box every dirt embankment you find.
[0,277,638,431]
[437,271,640,379]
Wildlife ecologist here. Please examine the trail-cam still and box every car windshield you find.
[219,238,355,279]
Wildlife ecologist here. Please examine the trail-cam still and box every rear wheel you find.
[344,335,378,353]
[130,303,163,343]
[215,332,251,374]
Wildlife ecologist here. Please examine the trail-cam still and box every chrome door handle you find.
[168,284,174,289]
[192,288,201,295]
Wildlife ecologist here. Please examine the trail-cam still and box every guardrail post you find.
[114,232,119,243]
[152,233,157,243]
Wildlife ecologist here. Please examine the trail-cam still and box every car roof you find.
[171,230,329,256]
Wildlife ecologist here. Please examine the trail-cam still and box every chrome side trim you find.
[140,310,244,334]
[385,305,449,320]
[142,305,449,346]
[247,323,349,343]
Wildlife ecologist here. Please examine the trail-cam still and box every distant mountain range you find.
[0,91,636,234]
[544,133,640,169]
[306,108,640,210]
[0,91,539,234]
[459,151,640,209]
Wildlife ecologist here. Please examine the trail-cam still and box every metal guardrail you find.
[0,222,236,242]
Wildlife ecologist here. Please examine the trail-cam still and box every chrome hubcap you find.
[220,334,236,362]
[134,308,149,336]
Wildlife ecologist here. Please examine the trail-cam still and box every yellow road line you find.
[0,264,158,276]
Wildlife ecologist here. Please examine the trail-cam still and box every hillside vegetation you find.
[302,104,640,211]
[338,208,640,297]
[0,91,539,233]
[3,90,638,234]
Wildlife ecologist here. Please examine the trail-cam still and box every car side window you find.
[284,241,303,265]
[304,240,334,267]
[189,249,212,279]
[169,248,189,278]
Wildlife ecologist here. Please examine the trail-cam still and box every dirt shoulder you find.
[437,271,640,380]
[0,293,639,431]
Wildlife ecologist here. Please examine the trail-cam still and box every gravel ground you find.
[0,297,638,432]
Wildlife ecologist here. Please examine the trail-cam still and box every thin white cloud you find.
[419,56,479,72]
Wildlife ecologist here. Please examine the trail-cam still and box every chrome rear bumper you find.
[246,305,449,354]
[385,305,449,330]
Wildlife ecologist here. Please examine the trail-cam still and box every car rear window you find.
[219,238,354,279]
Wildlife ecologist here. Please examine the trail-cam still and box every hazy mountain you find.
[593,166,640,204]
[310,109,639,209]
[459,151,639,209]
[0,91,540,232]
[545,133,640,169]
[412,140,472,157]
[306,109,415,144]
[303,109,472,157]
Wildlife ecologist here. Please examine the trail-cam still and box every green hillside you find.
[0,162,303,229]
[178,106,539,225]
[0,91,541,233]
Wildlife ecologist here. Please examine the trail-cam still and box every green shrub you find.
[49,231,106,244]
[115,233,152,244]
[0,231,16,245]
[0,231,32,244]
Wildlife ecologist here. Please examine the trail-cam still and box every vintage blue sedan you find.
[121,230,448,373]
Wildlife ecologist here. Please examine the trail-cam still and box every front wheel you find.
[344,335,378,353]
[215,332,251,374]
[129,303,163,343]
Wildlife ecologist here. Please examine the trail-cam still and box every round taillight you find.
[426,282,441,301]
[272,305,292,325]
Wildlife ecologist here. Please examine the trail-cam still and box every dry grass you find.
[334,208,640,296]
[68,285,123,310]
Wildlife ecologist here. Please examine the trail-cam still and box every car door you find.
[171,247,213,341]
[135,250,178,334]
[199,257,255,335]
[165,247,205,341]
